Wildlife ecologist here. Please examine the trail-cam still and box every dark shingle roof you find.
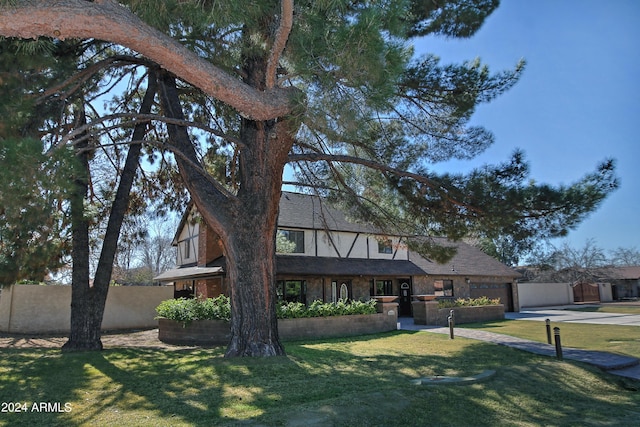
[166,193,519,280]
[277,255,426,276]
[409,238,521,278]
[593,266,640,281]
[278,192,378,233]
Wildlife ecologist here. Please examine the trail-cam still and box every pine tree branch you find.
[265,0,293,89]
[287,152,484,215]
[57,113,243,148]
[35,54,151,104]
[0,0,297,120]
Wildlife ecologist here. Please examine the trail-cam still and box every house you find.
[154,192,521,313]
[604,266,640,300]
[516,265,640,304]
[583,266,640,301]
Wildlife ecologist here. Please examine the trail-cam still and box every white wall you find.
[598,282,613,302]
[516,282,573,310]
[0,285,174,334]
[283,229,408,260]
[176,211,199,266]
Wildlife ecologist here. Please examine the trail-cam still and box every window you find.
[184,240,191,259]
[378,238,393,254]
[340,283,349,300]
[276,280,306,304]
[370,280,393,296]
[434,279,453,297]
[277,229,305,253]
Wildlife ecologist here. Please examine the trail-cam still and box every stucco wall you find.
[0,285,174,333]
[287,229,408,260]
[516,283,573,309]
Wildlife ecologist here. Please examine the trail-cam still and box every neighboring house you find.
[596,266,640,301]
[516,265,640,303]
[155,192,521,313]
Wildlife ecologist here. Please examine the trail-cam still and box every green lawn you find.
[461,320,640,358]
[1,331,639,426]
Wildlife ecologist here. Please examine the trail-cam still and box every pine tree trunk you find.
[223,203,285,357]
[224,114,288,356]
[62,75,156,351]
[62,110,103,351]
[159,68,294,356]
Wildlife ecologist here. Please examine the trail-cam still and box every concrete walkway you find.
[398,317,640,381]
[506,307,640,326]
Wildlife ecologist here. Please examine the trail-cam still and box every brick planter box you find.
[278,313,397,341]
[158,318,232,345]
[412,301,504,326]
[158,312,397,346]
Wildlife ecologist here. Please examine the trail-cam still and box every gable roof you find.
[593,266,640,281]
[165,192,519,280]
[408,238,521,278]
[172,192,378,246]
[278,192,378,233]
[172,201,197,245]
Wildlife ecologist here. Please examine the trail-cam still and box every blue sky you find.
[413,0,640,253]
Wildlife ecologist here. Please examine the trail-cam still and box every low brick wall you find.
[158,312,398,346]
[278,313,397,341]
[412,301,504,326]
[158,318,231,346]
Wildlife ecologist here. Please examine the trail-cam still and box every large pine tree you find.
[0,1,618,356]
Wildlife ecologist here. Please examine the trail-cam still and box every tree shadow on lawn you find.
[1,331,638,426]
[279,331,640,426]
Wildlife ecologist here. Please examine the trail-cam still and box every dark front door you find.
[398,278,412,316]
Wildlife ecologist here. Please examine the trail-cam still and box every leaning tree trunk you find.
[62,74,157,351]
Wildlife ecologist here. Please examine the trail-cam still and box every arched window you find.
[340,282,349,300]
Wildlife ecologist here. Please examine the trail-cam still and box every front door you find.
[331,279,352,302]
[398,278,412,316]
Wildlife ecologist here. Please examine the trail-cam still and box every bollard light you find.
[448,309,455,339]
[553,326,563,360]
[545,319,552,344]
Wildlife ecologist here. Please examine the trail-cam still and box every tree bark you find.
[158,69,294,357]
[224,117,290,357]
[63,108,99,351]
[62,72,157,351]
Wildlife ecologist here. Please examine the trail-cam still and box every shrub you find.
[156,296,378,324]
[155,295,231,325]
[278,298,377,319]
[437,296,500,309]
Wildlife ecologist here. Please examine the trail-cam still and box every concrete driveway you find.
[506,306,640,326]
